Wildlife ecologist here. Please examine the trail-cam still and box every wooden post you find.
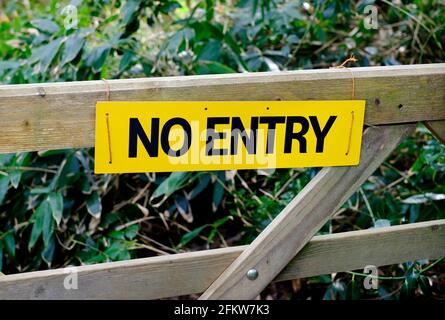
[200,124,415,299]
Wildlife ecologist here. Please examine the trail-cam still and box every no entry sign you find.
[94,101,365,173]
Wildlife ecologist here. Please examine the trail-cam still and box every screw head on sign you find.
[246,268,259,281]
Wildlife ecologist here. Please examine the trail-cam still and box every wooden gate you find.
[0,63,444,299]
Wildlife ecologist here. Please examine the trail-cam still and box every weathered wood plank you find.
[200,124,415,299]
[0,64,444,153]
[0,219,443,300]
[425,120,445,145]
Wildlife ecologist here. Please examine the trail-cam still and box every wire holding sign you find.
[105,112,112,164]
[94,101,365,174]
[346,111,355,155]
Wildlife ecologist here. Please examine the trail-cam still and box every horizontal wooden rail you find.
[1,219,444,300]
[0,63,444,153]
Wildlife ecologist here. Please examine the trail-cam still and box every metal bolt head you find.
[246,268,259,280]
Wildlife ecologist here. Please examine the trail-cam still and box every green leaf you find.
[208,229,217,243]
[31,19,60,34]
[322,280,347,300]
[30,186,52,194]
[191,21,223,41]
[48,192,63,225]
[29,200,51,250]
[314,25,327,42]
[104,241,127,260]
[87,191,102,219]
[213,216,230,228]
[92,45,111,73]
[0,61,20,74]
[224,32,244,59]
[125,224,139,240]
[323,283,336,300]
[49,158,68,191]
[8,153,30,189]
[30,38,63,73]
[164,28,195,55]
[190,173,211,199]
[99,212,121,229]
[400,279,411,299]
[196,60,236,75]
[409,204,420,223]
[8,170,21,189]
[418,275,431,296]
[121,0,141,25]
[151,172,190,200]
[0,175,9,205]
[119,50,134,73]
[212,174,225,212]
[401,268,419,298]
[108,230,126,240]
[0,155,14,166]
[42,200,53,247]
[61,34,85,65]
[224,32,248,71]
[41,236,55,266]
[251,0,259,16]
[180,224,210,246]
[197,40,222,61]
[3,230,15,259]
[346,279,360,300]
[205,0,215,21]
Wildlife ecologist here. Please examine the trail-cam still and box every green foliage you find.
[0,0,444,300]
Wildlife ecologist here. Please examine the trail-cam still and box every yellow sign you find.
[94,101,365,174]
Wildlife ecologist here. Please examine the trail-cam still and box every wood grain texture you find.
[425,120,445,145]
[200,123,415,299]
[0,219,443,300]
[0,64,444,153]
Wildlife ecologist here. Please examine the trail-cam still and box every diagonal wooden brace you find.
[425,120,445,145]
[200,123,416,299]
